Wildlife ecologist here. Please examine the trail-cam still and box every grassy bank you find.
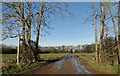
[75,53,119,74]
[2,53,70,74]
[2,60,47,74]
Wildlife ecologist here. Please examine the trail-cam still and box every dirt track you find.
[24,54,110,74]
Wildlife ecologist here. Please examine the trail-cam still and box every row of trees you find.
[92,1,120,65]
[2,2,72,65]
[39,44,96,53]
[2,44,17,54]
[1,43,94,54]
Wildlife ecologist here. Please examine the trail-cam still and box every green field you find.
[40,53,70,60]
[2,53,94,61]
[75,53,95,56]
[2,53,70,63]
[2,54,16,61]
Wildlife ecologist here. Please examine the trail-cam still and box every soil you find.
[23,54,112,74]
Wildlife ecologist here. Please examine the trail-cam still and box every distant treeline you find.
[39,45,95,53]
[2,44,17,54]
[2,43,96,54]
[2,36,116,55]
[4,40,117,54]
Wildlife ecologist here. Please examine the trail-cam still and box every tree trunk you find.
[35,2,45,61]
[118,1,120,64]
[103,2,106,45]
[28,2,31,45]
[21,2,25,48]
[23,2,31,48]
[92,1,99,63]
[99,1,104,63]
[103,2,106,63]
[107,2,120,65]
[17,35,20,65]
[25,22,30,47]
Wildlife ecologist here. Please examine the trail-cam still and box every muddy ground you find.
[23,54,111,74]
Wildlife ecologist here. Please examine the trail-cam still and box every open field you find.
[2,53,70,63]
[2,54,16,61]
[40,53,70,60]
[2,53,94,62]
[75,53,95,56]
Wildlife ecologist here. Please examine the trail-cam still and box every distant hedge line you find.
[2,45,17,54]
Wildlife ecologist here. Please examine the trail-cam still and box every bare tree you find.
[34,2,45,61]
[103,2,106,48]
[2,2,72,64]
[33,2,73,61]
[106,2,120,65]
[92,1,99,62]
[99,1,104,63]
[118,1,120,64]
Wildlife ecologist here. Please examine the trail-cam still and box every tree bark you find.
[92,1,99,63]
[17,35,20,65]
[103,2,106,63]
[35,2,45,61]
[25,22,30,47]
[99,1,104,63]
[118,1,120,64]
[118,2,120,42]
[21,2,25,48]
[27,2,31,45]
[103,2,106,45]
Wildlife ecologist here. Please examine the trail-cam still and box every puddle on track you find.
[70,55,91,74]
[42,54,92,74]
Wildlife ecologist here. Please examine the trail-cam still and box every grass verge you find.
[75,53,119,74]
[2,61,47,74]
